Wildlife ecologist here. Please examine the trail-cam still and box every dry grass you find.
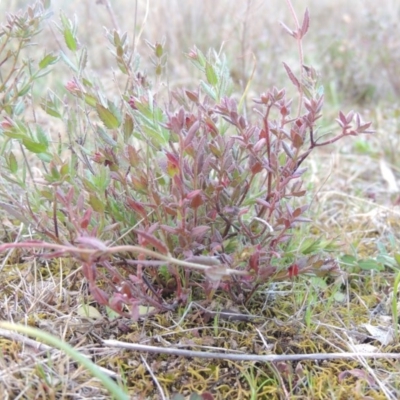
[1,0,400,399]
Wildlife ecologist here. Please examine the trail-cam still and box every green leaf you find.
[300,238,322,255]
[64,28,77,51]
[334,292,346,302]
[105,306,120,320]
[200,81,216,100]
[205,62,218,86]
[189,394,204,400]
[37,152,53,163]
[60,13,78,52]
[394,253,400,267]
[14,100,25,116]
[84,94,97,107]
[41,93,62,119]
[59,51,78,72]
[357,259,384,271]
[107,100,122,125]
[340,254,357,265]
[123,114,134,141]
[171,395,185,400]
[376,254,397,268]
[39,53,59,69]
[6,151,18,174]
[41,100,62,118]
[50,164,60,180]
[3,131,25,140]
[17,83,31,97]
[197,48,207,67]
[36,126,49,147]
[77,304,102,319]
[97,125,118,146]
[89,193,105,213]
[78,47,88,72]
[96,103,121,129]
[310,276,327,289]
[22,138,48,153]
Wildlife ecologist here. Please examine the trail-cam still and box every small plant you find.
[0,2,373,320]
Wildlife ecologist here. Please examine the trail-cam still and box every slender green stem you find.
[0,322,129,400]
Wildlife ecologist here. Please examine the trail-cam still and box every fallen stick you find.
[102,339,400,363]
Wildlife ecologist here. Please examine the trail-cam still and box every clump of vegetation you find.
[0,1,372,322]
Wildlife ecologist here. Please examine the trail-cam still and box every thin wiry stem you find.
[285,0,304,116]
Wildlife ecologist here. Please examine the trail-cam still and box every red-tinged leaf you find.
[301,8,310,37]
[185,90,199,103]
[338,111,347,125]
[293,205,309,218]
[276,234,292,244]
[249,251,260,272]
[191,225,210,238]
[80,208,92,229]
[163,205,177,216]
[109,293,125,313]
[251,160,263,174]
[166,152,179,167]
[338,369,375,385]
[90,285,109,305]
[126,198,148,219]
[191,193,204,208]
[335,118,345,128]
[357,122,372,132]
[166,152,180,177]
[135,230,168,254]
[200,392,215,400]
[130,301,140,322]
[260,129,268,140]
[282,141,294,159]
[186,189,203,199]
[256,198,271,208]
[285,202,294,217]
[204,116,218,136]
[291,167,308,179]
[160,225,180,235]
[184,119,200,148]
[292,132,304,149]
[275,362,292,378]
[346,110,355,123]
[131,176,147,192]
[288,263,299,277]
[283,62,300,89]
[258,265,277,279]
[167,161,179,177]
[207,209,218,220]
[253,138,266,152]
[269,152,278,171]
[303,99,312,112]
